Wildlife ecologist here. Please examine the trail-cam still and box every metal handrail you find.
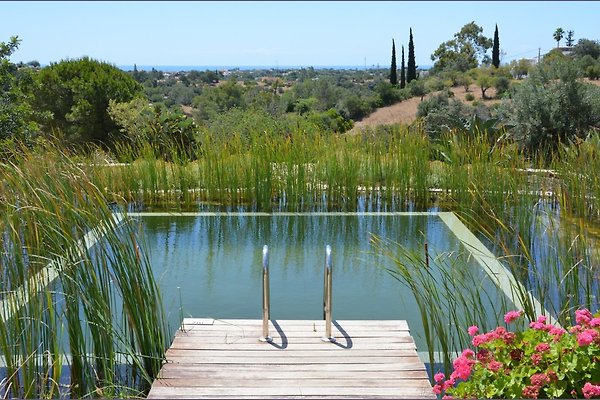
[259,245,272,342]
[322,245,335,342]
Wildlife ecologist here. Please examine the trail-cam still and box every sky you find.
[2,1,599,69]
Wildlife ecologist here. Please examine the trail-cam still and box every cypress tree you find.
[407,28,416,83]
[390,39,398,85]
[492,24,500,68]
[400,45,406,89]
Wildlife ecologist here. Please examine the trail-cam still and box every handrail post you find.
[259,245,272,342]
[322,245,335,342]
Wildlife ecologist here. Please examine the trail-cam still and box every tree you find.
[407,28,417,83]
[566,30,575,47]
[471,67,495,99]
[499,60,600,155]
[0,36,39,149]
[32,57,143,147]
[431,21,493,72]
[492,24,500,68]
[400,45,406,89]
[390,39,398,85]
[510,58,532,79]
[572,39,600,59]
[553,28,564,48]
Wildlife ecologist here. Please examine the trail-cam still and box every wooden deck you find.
[148,319,434,399]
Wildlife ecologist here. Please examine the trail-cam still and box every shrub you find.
[465,93,475,101]
[498,60,600,156]
[433,309,600,399]
[494,76,511,97]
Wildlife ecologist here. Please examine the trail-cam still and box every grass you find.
[0,143,169,398]
[3,124,600,393]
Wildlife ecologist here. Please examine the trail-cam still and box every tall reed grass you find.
[40,122,600,387]
[0,143,169,398]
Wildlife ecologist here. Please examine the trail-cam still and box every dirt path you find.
[348,84,500,134]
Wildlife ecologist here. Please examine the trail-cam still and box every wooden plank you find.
[165,349,420,358]
[149,319,433,399]
[148,386,433,397]
[169,340,417,350]
[162,355,424,364]
[170,335,416,345]
[149,396,429,400]
[177,330,414,338]
[157,366,429,379]
[152,378,431,388]
[184,319,411,329]
[157,362,429,373]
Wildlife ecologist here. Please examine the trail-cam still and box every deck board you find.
[148,319,434,399]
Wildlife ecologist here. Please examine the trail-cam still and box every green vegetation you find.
[390,39,398,85]
[407,28,417,83]
[492,24,500,68]
[431,22,492,73]
[0,143,168,398]
[400,45,406,88]
[32,57,142,148]
[2,26,600,397]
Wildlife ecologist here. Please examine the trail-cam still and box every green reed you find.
[0,143,169,398]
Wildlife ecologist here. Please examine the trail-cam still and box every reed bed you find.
[25,123,600,389]
[0,143,169,398]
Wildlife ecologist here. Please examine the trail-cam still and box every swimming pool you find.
[131,211,533,353]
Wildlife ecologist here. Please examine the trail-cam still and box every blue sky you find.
[2,1,598,68]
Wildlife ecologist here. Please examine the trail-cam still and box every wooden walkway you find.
[148,319,434,399]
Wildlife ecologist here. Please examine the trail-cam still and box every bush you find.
[494,76,511,97]
[586,65,600,80]
[465,93,475,101]
[498,60,600,155]
[433,309,600,399]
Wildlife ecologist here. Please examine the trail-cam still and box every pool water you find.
[135,212,509,351]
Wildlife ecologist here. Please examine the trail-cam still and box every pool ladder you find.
[259,244,335,343]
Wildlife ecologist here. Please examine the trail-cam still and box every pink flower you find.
[503,331,516,345]
[529,321,545,330]
[451,355,475,381]
[531,353,542,365]
[442,377,455,391]
[577,329,597,346]
[432,384,443,395]
[590,317,600,327]
[442,396,453,400]
[434,372,445,383]
[576,308,593,325]
[522,385,540,399]
[536,315,547,324]
[461,348,475,358]
[487,360,502,372]
[504,310,523,324]
[583,382,600,399]
[549,326,566,340]
[535,343,550,353]
[530,373,550,387]
[467,325,479,336]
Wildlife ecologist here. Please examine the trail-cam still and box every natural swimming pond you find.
[131,212,518,352]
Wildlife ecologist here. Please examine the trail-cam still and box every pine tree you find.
[400,45,406,89]
[390,39,398,85]
[407,28,416,83]
[566,30,575,47]
[492,24,500,68]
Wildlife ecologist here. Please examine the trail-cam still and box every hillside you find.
[349,84,499,134]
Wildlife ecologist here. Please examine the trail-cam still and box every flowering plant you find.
[433,308,600,399]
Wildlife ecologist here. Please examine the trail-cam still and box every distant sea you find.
[117,65,432,72]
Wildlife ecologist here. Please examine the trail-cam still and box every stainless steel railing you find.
[259,245,272,342]
[322,244,335,342]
